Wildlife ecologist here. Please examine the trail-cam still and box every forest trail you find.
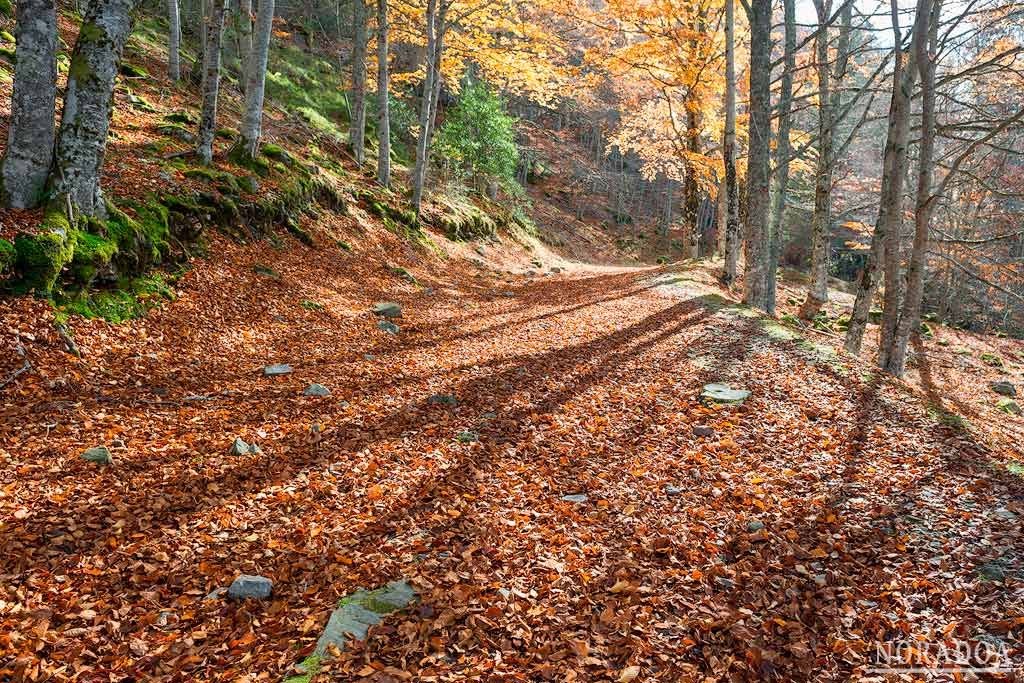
[1,234,1021,681]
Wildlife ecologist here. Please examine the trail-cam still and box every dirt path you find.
[1,238,1021,681]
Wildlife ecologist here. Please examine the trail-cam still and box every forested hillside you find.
[0,0,1022,680]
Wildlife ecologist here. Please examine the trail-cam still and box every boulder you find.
[990,380,1017,397]
[263,363,293,376]
[700,383,751,405]
[372,302,402,318]
[997,398,1022,416]
[378,320,400,335]
[227,574,273,600]
[81,446,113,464]
[313,581,416,657]
[304,383,331,397]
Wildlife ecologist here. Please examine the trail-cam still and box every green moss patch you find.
[54,274,175,323]
[13,207,76,295]
[0,238,14,276]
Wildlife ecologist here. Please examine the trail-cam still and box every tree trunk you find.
[196,0,227,165]
[350,0,368,165]
[168,0,182,81]
[844,4,920,355]
[236,0,253,93]
[411,0,438,214]
[425,1,448,148]
[1,0,57,209]
[236,0,273,157]
[376,0,391,186]
[767,0,795,311]
[743,0,772,311]
[882,0,940,376]
[721,0,739,286]
[50,0,138,217]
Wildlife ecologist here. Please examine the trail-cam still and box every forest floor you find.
[1,222,1022,681]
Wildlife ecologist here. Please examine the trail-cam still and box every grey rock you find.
[205,587,228,600]
[263,363,293,376]
[423,287,435,296]
[991,380,1017,397]
[475,245,486,256]
[692,425,715,437]
[664,484,684,496]
[701,383,751,405]
[997,398,1022,415]
[378,320,400,335]
[427,394,458,407]
[977,562,1006,582]
[561,494,588,503]
[456,431,479,443]
[746,520,765,532]
[314,581,416,657]
[372,302,402,318]
[304,383,331,397]
[502,292,516,298]
[481,411,497,420]
[229,438,262,456]
[81,446,113,464]
[364,354,376,361]
[550,267,562,274]
[227,574,273,599]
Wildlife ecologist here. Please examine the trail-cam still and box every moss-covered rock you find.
[14,207,77,295]
[118,61,148,78]
[0,238,14,276]
[163,111,198,126]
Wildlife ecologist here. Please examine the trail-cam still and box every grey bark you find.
[424,2,447,149]
[845,3,920,355]
[237,0,274,157]
[411,0,438,214]
[50,0,138,217]
[1,0,57,209]
[238,0,253,83]
[767,0,796,311]
[722,0,739,286]
[376,0,391,186]
[743,0,773,311]
[350,0,368,166]
[882,0,941,376]
[196,0,227,165]
[168,0,182,81]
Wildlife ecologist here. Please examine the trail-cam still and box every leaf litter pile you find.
[1,238,1022,681]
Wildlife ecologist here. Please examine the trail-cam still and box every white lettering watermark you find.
[867,639,1016,674]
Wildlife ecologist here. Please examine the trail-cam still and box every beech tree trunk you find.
[168,0,182,81]
[236,0,253,94]
[424,3,447,148]
[882,0,941,376]
[350,0,368,166]
[722,0,739,286]
[743,0,773,311]
[411,0,439,214]
[845,4,920,355]
[196,0,227,165]
[50,0,138,217]
[767,0,795,310]
[376,0,391,186]
[237,0,274,157]
[1,0,57,209]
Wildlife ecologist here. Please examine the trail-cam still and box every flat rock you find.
[991,380,1017,397]
[304,383,331,397]
[378,320,400,335]
[81,446,113,464]
[227,574,273,599]
[561,494,588,503]
[263,363,293,376]
[701,383,751,405]
[313,581,416,657]
[372,302,402,318]
[692,425,715,437]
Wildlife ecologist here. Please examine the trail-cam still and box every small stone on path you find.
[264,363,293,376]
[561,494,588,503]
[372,302,402,318]
[991,380,1017,397]
[427,394,458,406]
[701,383,751,405]
[304,383,331,397]
[227,574,273,599]
[692,425,715,437]
[229,437,262,456]
[664,484,684,496]
[378,320,400,335]
[81,446,113,464]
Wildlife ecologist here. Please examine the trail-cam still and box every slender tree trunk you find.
[879,1,930,367]
[882,0,941,376]
[168,0,182,81]
[722,0,739,286]
[350,0,368,165]
[235,0,273,157]
[743,0,772,311]
[425,1,447,148]
[196,0,227,165]
[1,0,57,209]
[845,6,920,355]
[412,0,438,214]
[683,108,700,258]
[376,0,391,186]
[50,0,138,216]
[767,0,796,311]
[236,0,253,93]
